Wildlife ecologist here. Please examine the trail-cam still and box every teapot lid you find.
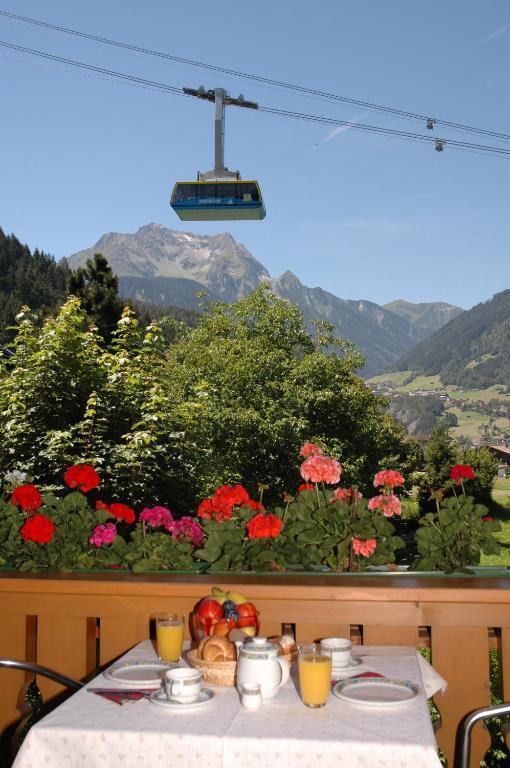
[241,637,278,657]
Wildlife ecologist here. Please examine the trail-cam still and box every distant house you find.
[487,444,510,466]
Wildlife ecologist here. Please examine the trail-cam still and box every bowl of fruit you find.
[191,587,260,641]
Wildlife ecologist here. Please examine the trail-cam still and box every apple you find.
[237,614,258,629]
[197,598,223,620]
[237,602,257,619]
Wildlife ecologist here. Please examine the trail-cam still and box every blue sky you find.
[1,0,509,309]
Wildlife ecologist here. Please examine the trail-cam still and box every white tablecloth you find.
[13,641,446,768]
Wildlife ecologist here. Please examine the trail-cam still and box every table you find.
[13,641,446,768]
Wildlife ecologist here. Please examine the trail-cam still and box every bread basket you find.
[187,649,237,686]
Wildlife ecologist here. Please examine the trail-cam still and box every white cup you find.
[320,637,352,668]
[165,668,202,703]
[240,682,262,711]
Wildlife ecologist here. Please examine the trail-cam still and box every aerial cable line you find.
[1,40,510,160]
[0,49,180,94]
[0,40,185,96]
[1,8,509,144]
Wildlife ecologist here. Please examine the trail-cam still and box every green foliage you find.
[0,228,70,345]
[166,285,420,503]
[195,481,404,573]
[0,487,122,571]
[68,253,124,344]
[195,505,283,572]
[0,286,419,513]
[276,489,404,571]
[125,525,195,573]
[457,446,499,505]
[417,426,457,511]
[415,491,501,572]
[0,299,182,508]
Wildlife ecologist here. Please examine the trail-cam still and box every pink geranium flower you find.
[373,470,405,489]
[170,517,204,547]
[368,494,402,518]
[140,506,174,531]
[330,487,362,504]
[352,537,377,557]
[300,455,341,485]
[89,522,117,547]
[299,442,324,458]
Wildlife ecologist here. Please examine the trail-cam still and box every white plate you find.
[333,678,419,707]
[103,660,177,687]
[149,688,214,711]
[331,657,363,679]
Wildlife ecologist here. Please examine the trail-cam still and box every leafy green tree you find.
[68,253,124,344]
[0,228,69,343]
[166,286,419,505]
[418,426,457,511]
[457,446,498,505]
[0,288,420,514]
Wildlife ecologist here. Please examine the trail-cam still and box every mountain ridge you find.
[391,288,510,389]
[67,223,461,377]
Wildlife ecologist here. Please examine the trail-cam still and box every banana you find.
[226,590,247,605]
[211,586,228,604]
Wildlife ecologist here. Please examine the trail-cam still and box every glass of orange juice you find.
[155,614,185,662]
[298,643,332,708]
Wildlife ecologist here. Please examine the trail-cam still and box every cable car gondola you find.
[171,180,265,221]
[171,87,266,221]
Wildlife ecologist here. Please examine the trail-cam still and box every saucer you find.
[149,688,215,711]
[331,657,363,679]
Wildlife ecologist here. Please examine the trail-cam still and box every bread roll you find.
[200,635,236,662]
[268,634,296,655]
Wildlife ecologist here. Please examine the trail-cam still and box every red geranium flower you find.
[297,483,315,492]
[108,503,135,524]
[450,464,475,484]
[197,484,256,523]
[21,514,54,544]
[247,513,283,539]
[11,484,42,513]
[95,500,109,510]
[64,464,100,493]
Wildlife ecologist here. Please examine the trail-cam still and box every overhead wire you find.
[1,8,509,144]
[1,39,510,160]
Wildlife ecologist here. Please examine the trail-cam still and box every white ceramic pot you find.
[236,637,290,700]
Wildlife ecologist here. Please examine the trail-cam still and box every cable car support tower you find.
[171,86,265,220]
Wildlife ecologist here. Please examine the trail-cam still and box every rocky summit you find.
[67,224,460,377]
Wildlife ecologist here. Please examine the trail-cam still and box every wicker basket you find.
[187,649,237,687]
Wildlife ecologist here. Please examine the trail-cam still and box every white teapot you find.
[236,637,290,700]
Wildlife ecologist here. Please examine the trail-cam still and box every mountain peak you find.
[273,270,302,288]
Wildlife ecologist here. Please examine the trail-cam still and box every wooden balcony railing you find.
[1,571,509,768]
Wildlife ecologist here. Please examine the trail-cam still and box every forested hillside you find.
[392,289,510,390]
[0,228,197,344]
[0,228,70,343]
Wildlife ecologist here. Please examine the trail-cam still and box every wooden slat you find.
[99,617,149,667]
[259,620,285,637]
[0,614,27,764]
[36,615,89,702]
[432,626,491,768]
[295,623,351,643]
[363,625,420,646]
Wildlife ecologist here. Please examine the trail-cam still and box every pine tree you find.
[68,253,124,344]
